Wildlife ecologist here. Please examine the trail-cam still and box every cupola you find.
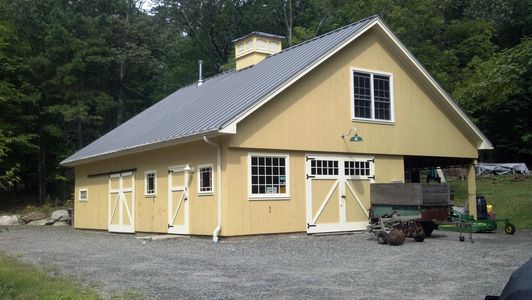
[233,32,284,70]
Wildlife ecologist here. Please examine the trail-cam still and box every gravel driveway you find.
[0,226,531,299]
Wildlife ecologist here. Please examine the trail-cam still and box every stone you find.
[27,219,51,226]
[0,215,20,226]
[50,209,70,221]
[21,212,47,223]
[53,221,69,226]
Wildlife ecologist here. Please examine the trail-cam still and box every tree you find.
[454,38,532,162]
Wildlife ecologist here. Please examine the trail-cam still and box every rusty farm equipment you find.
[367,212,425,245]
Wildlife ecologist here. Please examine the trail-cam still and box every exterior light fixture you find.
[341,127,363,142]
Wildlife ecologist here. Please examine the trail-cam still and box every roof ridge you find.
[265,14,379,59]
[183,15,379,87]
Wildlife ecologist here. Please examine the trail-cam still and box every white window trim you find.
[350,67,395,123]
[197,163,214,196]
[248,152,290,200]
[79,188,88,202]
[144,170,157,197]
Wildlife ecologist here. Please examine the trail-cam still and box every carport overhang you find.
[403,155,478,219]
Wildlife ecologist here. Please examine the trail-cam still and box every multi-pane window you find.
[353,72,372,118]
[310,160,339,176]
[79,189,88,201]
[250,154,288,197]
[199,166,213,193]
[353,71,392,121]
[344,161,371,177]
[145,171,156,196]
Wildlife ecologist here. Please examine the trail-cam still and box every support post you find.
[467,160,477,219]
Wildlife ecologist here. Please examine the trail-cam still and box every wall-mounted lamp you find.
[341,127,363,142]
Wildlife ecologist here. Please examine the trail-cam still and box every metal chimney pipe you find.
[198,60,204,86]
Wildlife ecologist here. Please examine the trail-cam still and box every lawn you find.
[448,175,532,230]
[0,254,100,300]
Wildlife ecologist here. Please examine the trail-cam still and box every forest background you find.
[0,0,530,203]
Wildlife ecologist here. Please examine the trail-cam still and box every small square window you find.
[198,165,213,194]
[145,171,156,197]
[79,189,88,202]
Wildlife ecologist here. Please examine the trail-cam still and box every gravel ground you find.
[0,226,531,299]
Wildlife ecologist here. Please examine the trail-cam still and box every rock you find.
[21,212,47,223]
[50,209,70,221]
[27,219,51,226]
[0,215,20,226]
[53,221,69,226]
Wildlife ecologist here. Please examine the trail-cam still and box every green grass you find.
[448,175,532,230]
[0,254,100,300]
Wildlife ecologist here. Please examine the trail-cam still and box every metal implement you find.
[437,205,516,240]
[367,212,425,245]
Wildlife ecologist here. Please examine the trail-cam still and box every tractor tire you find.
[387,229,406,246]
[505,223,516,235]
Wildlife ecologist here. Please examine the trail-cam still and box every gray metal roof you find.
[61,16,377,166]
[232,31,285,43]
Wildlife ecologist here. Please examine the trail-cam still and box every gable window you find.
[198,164,213,194]
[249,153,289,199]
[352,70,393,122]
[79,189,88,202]
[145,171,156,197]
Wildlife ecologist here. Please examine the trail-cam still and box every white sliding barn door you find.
[108,172,135,233]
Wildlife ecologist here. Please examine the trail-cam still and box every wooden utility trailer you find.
[370,183,451,236]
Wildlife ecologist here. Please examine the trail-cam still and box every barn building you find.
[61,15,492,241]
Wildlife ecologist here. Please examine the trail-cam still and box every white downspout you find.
[203,135,222,243]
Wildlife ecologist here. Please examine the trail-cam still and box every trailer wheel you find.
[377,231,388,244]
[414,233,425,242]
[505,223,516,235]
[422,223,434,237]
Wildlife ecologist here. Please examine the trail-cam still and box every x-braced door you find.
[305,154,374,233]
[109,172,135,233]
[168,164,191,234]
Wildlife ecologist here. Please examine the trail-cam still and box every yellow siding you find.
[221,148,407,236]
[221,148,307,235]
[374,155,405,183]
[74,140,218,235]
[227,28,478,159]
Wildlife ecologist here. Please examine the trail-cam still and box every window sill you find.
[352,118,395,125]
[144,194,157,198]
[79,200,88,202]
[198,192,214,197]
[249,195,290,201]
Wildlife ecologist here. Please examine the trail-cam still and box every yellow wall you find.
[220,147,404,236]
[228,28,479,159]
[236,52,268,70]
[74,140,218,235]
